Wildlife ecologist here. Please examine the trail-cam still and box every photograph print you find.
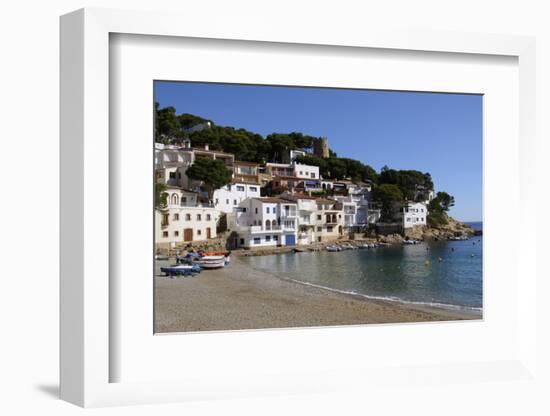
[154,81,483,333]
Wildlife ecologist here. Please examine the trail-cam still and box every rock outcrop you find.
[404,215,475,241]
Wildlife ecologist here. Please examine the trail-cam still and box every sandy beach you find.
[154,254,480,333]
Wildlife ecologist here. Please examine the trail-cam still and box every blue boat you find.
[160,263,202,277]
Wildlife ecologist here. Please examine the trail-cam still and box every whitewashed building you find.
[313,198,344,242]
[402,202,428,228]
[265,162,295,177]
[293,163,319,180]
[280,193,319,245]
[155,188,220,249]
[330,195,358,229]
[213,180,261,214]
[230,197,298,248]
[332,189,380,229]
[155,140,234,189]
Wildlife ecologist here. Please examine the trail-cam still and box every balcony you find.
[280,210,297,218]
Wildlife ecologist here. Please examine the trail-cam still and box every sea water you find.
[242,225,483,312]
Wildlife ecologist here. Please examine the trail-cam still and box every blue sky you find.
[155,81,482,222]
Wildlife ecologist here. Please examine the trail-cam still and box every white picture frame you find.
[60,8,538,408]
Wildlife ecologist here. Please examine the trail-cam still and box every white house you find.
[293,163,319,180]
[155,188,220,249]
[330,195,358,229]
[213,180,261,214]
[313,198,344,242]
[155,140,234,189]
[230,197,298,248]
[280,193,319,245]
[332,189,380,228]
[265,162,295,178]
[402,202,428,228]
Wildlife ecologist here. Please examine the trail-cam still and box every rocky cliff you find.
[405,215,475,241]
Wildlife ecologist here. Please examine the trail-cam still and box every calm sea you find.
[242,230,483,312]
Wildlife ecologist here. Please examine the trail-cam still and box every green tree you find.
[185,158,232,200]
[326,157,347,179]
[155,182,168,208]
[154,103,181,142]
[373,184,404,222]
[178,113,210,130]
[379,166,433,199]
[427,191,455,226]
[436,191,455,211]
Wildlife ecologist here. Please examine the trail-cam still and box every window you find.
[171,194,179,205]
[266,207,270,214]
[255,207,258,214]
[182,197,187,205]
[185,213,191,221]
[300,171,303,175]
[173,213,179,220]
[162,214,169,226]
[317,215,322,220]
[250,187,257,192]
[197,230,202,235]
[215,198,219,204]
[266,236,271,242]
[169,172,176,179]
[311,173,316,178]
[197,214,201,221]
[237,185,245,192]
[273,235,278,241]
[273,207,277,214]
[162,231,168,238]
[240,238,245,246]
[234,199,237,205]
[226,199,229,205]
[407,218,411,222]
[253,237,261,245]
[206,214,211,221]
[174,231,179,237]
[317,226,322,232]
[327,226,333,232]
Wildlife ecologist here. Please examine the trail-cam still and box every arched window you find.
[272,219,277,229]
[265,220,271,230]
[171,193,179,205]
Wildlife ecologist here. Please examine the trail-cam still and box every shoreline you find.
[155,254,481,333]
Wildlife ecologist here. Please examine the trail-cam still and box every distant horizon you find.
[155,81,482,222]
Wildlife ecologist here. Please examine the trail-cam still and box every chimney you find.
[204,144,209,151]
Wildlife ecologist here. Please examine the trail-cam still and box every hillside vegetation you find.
[155,104,456,223]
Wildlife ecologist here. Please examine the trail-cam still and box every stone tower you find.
[313,137,330,158]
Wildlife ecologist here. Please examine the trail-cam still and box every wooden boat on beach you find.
[193,255,228,269]
[160,263,202,277]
